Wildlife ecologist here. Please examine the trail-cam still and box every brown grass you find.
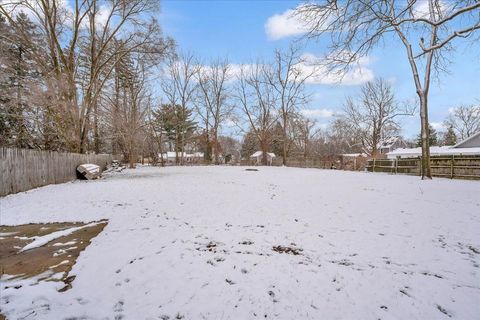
[0,220,107,292]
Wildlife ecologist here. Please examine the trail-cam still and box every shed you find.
[250,151,276,166]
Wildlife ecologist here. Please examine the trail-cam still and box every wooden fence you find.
[0,148,119,196]
[367,155,480,180]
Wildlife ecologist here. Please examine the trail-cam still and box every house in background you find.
[160,152,205,164]
[453,131,480,148]
[377,136,409,155]
[250,151,276,166]
[386,131,480,159]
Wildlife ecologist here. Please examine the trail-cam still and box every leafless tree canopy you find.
[235,63,279,165]
[0,0,173,154]
[196,58,234,164]
[342,78,413,157]
[266,45,314,165]
[444,105,480,140]
[295,0,480,178]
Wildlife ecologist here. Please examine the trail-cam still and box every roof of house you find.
[453,131,480,148]
[387,146,480,158]
[250,151,276,158]
[378,136,403,149]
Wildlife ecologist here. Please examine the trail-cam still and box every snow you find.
[387,146,480,159]
[19,222,100,252]
[52,241,77,247]
[1,166,479,319]
[49,260,70,270]
[78,163,100,174]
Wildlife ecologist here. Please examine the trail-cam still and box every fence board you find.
[0,148,119,196]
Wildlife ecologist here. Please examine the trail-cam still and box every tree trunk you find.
[213,127,219,165]
[419,92,432,179]
[94,99,100,154]
[260,139,268,165]
[282,118,287,166]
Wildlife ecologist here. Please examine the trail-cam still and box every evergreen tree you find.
[442,126,457,146]
[153,104,196,163]
[416,124,438,147]
[240,131,259,159]
[270,122,286,158]
[0,13,41,148]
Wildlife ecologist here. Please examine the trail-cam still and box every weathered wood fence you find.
[367,155,480,180]
[0,148,119,196]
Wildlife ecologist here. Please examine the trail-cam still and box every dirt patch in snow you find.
[0,220,107,290]
[272,245,303,255]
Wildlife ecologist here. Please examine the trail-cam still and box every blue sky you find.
[159,0,480,139]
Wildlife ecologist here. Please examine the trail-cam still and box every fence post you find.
[451,155,454,179]
[373,158,376,172]
[394,158,398,174]
[419,156,422,177]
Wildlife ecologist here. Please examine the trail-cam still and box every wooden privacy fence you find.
[0,148,119,196]
[367,155,480,180]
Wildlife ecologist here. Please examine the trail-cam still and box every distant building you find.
[377,136,409,155]
[387,131,480,159]
[453,131,480,148]
[160,152,204,164]
[250,151,276,166]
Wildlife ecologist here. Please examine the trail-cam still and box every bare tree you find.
[342,78,413,157]
[111,62,150,168]
[161,52,199,164]
[290,114,320,161]
[326,117,363,157]
[266,45,313,165]
[197,58,233,165]
[235,64,278,165]
[444,105,480,140]
[295,0,480,178]
[0,0,171,153]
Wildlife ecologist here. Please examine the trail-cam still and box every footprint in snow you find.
[113,300,124,312]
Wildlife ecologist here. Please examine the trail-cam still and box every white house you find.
[250,151,276,165]
[387,131,480,159]
[160,152,204,164]
[377,136,408,155]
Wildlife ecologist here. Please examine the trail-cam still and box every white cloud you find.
[228,63,257,79]
[298,53,374,86]
[224,118,236,127]
[301,108,335,119]
[430,122,446,131]
[80,5,112,29]
[197,63,258,83]
[413,0,452,18]
[265,9,308,40]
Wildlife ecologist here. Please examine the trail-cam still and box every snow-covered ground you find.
[1,166,479,319]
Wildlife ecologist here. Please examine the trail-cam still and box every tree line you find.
[1,1,479,173]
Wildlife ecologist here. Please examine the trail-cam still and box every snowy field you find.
[1,166,479,319]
